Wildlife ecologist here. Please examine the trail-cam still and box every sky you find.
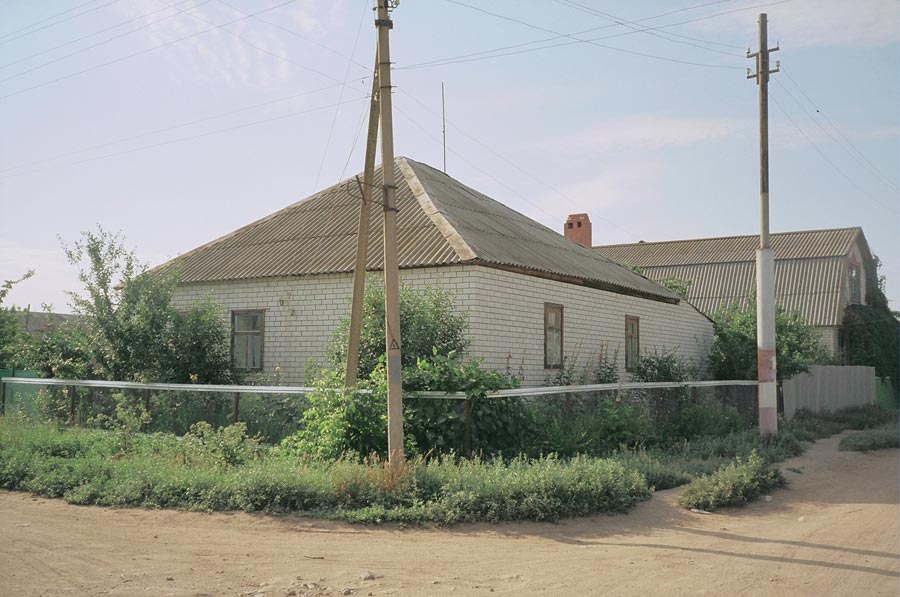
[1,0,898,313]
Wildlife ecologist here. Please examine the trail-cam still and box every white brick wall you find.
[172,265,714,386]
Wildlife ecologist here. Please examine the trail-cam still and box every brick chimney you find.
[564,213,592,248]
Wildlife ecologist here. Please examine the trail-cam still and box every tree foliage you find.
[327,280,469,377]
[0,270,34,368]
[22,226,233,383]
[841,255,899,381]
[709,302,828,381]
[623,264,692,298]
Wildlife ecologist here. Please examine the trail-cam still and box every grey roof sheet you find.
[641,258,845,326]
[595,228,864,267]
[158,158,677,302]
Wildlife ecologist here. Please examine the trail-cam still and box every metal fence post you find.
[464,398,472,459]
[0,379,6,416]
[142,389,151,431]
[232,392,240,425]
[67,386,76,426]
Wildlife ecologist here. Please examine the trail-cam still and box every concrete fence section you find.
[783,365,876,420]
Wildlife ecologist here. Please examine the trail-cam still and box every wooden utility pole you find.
[375,0,404,462]
[441,82,447,173]
[344,59,382,389]
[747,13,780,434]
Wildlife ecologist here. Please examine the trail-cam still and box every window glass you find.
[545,304,563,369]
[232,310,263,370]
[625,316,640,372]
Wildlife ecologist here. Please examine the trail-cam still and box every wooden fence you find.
[783,365,876,420]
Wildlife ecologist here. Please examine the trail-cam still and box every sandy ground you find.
[1,432,897,597]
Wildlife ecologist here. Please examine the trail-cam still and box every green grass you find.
[0,419,650,524]
[1,403,896,523]
[838,424,899,453]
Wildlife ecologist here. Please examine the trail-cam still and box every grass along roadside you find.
[0,404,894,523]
[838,423,899,452]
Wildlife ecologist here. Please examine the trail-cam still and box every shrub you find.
[327,281,469,378]
[533,400,648,457]
[709,301,828,382]
[677,451,786,511]
[838,426,899,452]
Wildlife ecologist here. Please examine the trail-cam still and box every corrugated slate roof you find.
[642,258,845,326]
[595,228,863,267]
[593,228,868,326]
[157,158,677,302]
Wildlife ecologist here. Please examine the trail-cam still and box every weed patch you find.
[838,425,899,452]
[677,451,786,511]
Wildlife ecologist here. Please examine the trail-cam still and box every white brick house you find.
[164,158,713,386]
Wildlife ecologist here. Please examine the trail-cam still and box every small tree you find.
[57,226,233,383]
[709,302,827,381]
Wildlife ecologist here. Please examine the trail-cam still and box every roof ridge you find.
[594,226,862,250]
[399,158,477,261]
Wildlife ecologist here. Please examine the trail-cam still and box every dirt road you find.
[2,433,897,596]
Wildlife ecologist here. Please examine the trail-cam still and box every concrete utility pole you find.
[747,13,780,434]
[375,0,404,461]
[344,58,381,389]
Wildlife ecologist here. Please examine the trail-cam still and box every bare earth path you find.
[1,433,897,597]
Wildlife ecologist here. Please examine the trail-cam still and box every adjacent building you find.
[161,158,714,386]
[593,226,874,354]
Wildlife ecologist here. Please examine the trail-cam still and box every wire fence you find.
[0,377,759,452]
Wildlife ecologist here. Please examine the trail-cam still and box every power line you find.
[395,105,569,227]
[0,0,198,71]
[217,0,369,71]
[778,65,898,193]
[0,0,215,85]
[312,1,369,193]
[769,91,898,215]
[438,0,742,70]
[401,0,792,71]
[0,0,123,47]
[550,0,742,56]
[0,79,366,175]
[0,0,103,40]
[396,88,639,238]
[0,0,300,102]
[1,96,369,179]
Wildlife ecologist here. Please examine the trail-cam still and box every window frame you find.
[544,302,564,370]
[625,315,640,372]
[231,309,265,372]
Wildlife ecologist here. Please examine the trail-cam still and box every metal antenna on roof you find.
[442,82,447,173]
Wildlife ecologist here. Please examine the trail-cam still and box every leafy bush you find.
[662,402,748,441]
[838,425,899,452]
[631,349,697,383]
[709,301,828,381]
[181,422,260,467]
[677,451,786,511]
[533,400,649,457]
[327,281,469,378]
[283,351,522,459]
